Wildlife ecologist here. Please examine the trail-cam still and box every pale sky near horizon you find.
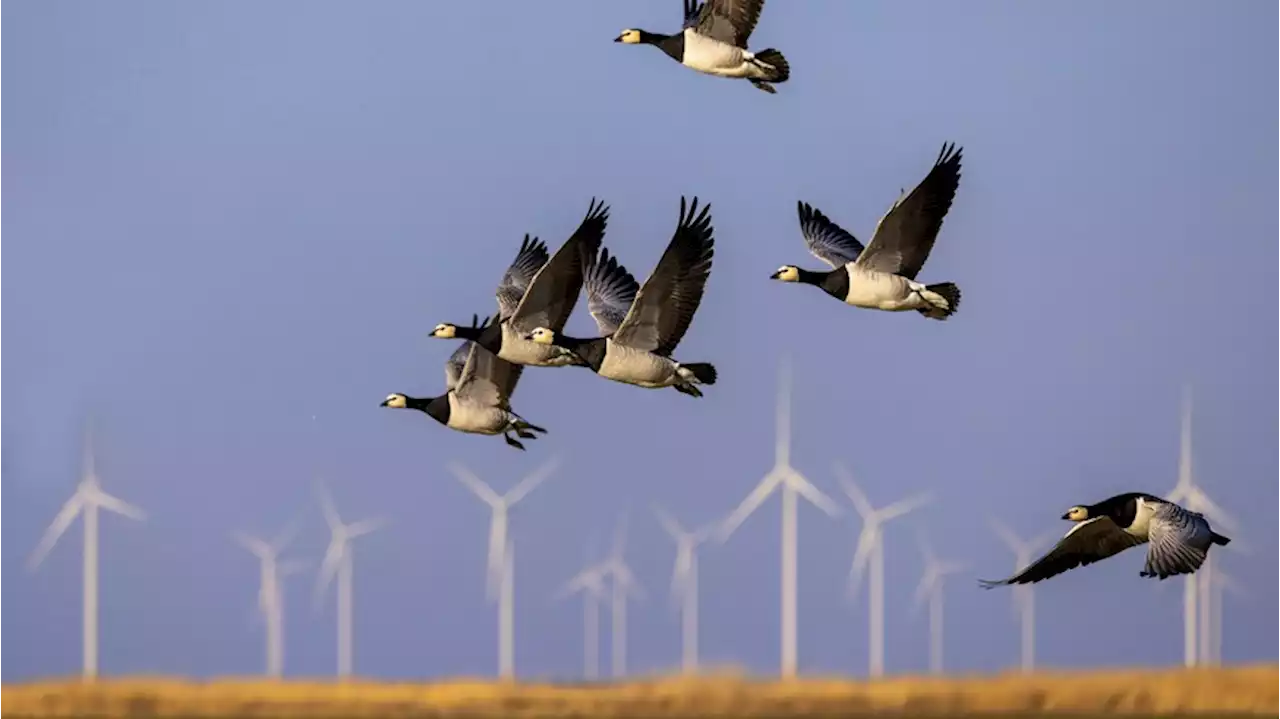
[4,1,1277,681]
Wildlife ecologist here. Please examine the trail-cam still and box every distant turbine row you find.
[28,371,1243,680]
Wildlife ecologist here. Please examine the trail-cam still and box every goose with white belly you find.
[525,196,718,398]
[979,492,1231,587]
[382,327,546,451]
[615,0,789,94]
[429,199,608,368]
[772,143,964,320]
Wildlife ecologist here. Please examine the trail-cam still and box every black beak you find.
[769,270,783,280]
[1060,512,1071,520]
[379,399,391,407]
[613,34,625,42]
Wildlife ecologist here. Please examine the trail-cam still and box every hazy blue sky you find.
[4,1,1276,681]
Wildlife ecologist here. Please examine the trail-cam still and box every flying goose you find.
[430,199,609,368]
[382,329,546,451]
[444,315,492,391]
[771,143,964,320]
[524,197,718,397]
[615,0,790,94]
[979,493,1231,587]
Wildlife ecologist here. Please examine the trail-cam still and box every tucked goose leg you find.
[672,383,704,398]
[749,80,776,94]
[503,433,527,451]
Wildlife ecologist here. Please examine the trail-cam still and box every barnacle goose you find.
[979,492,1231,587]
[616,0,789,94]
[772,143,964,320]
[524,197,718,398]
[430,199,609,368]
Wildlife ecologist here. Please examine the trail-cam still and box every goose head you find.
[380,393,409,409]
[770,265,801,282]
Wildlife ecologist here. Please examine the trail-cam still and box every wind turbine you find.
[653,504,716,675]
[28,428,145,680]
[838,466,932,678]
[911,531,966,675]
[313,482,388,680]
[235,523,303,678]
[556,561,609,680]
[1165,387,1237,667]
[598,512,644,679]
[718,358,841,678]
[989,520,1053,673]
[450,457,558,680]
[1208,565,1247,665]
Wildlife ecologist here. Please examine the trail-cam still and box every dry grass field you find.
[3,664,1275,718]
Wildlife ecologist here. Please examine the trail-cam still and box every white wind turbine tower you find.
[1207,566,1247,665]
[1164,387,1237,667]
[28,429,145,680]
[838,466,932,678]
[911,532,966,675]
[989,520,1053,673]
[234,523,303,678]
[718,359,841,678]
[598,512,645,679]
[556,562,609,680]
[653,505,716,675]
[313,482,388,680]
[450,457,558,681]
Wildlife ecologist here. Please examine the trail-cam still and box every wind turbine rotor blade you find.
[833,464,874,517]
[346,517,389,538]
[651,504,686,541]
[449,462,502,506]
[988,519,1026,554]
[315,480,343,531]
[878,491,933,522]
[787,470,841,516]
[88,489,146,521]
[911,571,936,616]
[233,531,272,557]
[717,471,784,542]
[28,494,86,569]
[506,455,559,506]
[1189,488,1238,532]
[313,541,344,610]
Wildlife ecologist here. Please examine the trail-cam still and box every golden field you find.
[3,664,1276,718]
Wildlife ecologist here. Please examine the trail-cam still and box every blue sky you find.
[4,1,1276,681]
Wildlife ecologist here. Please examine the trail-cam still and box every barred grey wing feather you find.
[585,247,639,337]
[1142,504,1212,579]
[797,201,865,268]
[856,143,963,280]
[978,517,1143,587]
[497,234,550,319]
[695,0,765,48]
[612,197,715,356]
[456,342,525,408]
[509,200,609,334]
[445,342,472,392]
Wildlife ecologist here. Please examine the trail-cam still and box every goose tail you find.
[680,362,717,385]
[1210,531,1231,547]
[752,49,789,83]
[916,282,961,320]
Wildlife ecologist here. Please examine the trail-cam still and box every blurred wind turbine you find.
[718,358,841,678]
[1165,387,1237,667]
[838,466,931,678]
[653,504,716,675]
[235,522,302,678]
[911,531,966,675]
[313,481,388,680]
[450,457,558,680]
[1208,566,1247,665]
[989,520,1054,673]
[556,561,609,680]
[598,512,644,679]
[28,427,145,680]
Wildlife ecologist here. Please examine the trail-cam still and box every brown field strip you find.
[3,664,1276,718]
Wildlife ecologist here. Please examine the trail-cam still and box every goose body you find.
[430,199,609,368]
[616,0,790,94]
[526,196,718,397]
[773,143,965,320]
[980,492,1231,587]
[382,337,546,451]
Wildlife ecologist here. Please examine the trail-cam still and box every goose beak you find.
[613,34,625,42]
[769,269,783,280]
[1060,511,1071,520]
[379,399,391,407]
